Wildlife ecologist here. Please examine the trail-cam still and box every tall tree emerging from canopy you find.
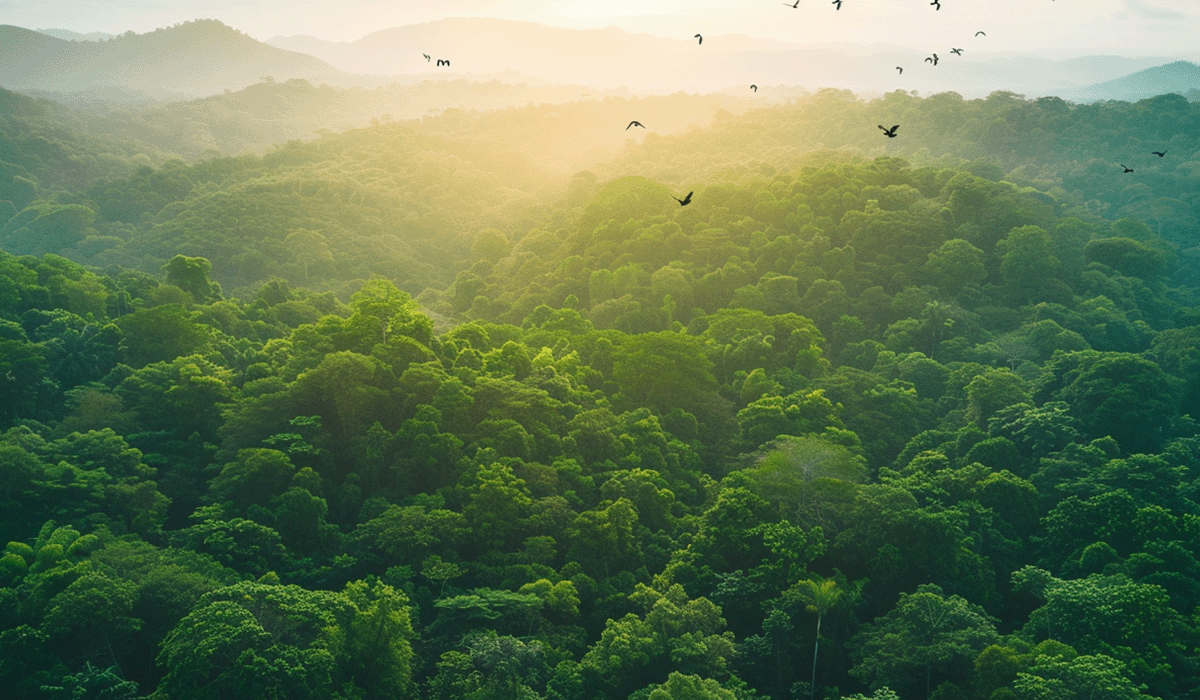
[785,575,845,700]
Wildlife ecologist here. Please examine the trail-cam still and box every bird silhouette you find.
[437,59,450,67]
[925,54,939,65]
[931,0,940,9]
[423,53,431,62]
[695,34,703,44]
[878,124,900,138]
[896,66,903,74]
[1121,165,1134,173]
[1152,149,1169,157]
[750,84,758,92]
[975,31,987,37]
[626,121,645,130]
[832,0,842,9]
[673,191,694,206]
[784,0,799,6]
[951,48,963,55]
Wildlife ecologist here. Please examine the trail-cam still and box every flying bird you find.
[626,120,645,130]
[695,34,703,44]
[931,0,940,9]
[896,66,903,74]
[832,0,842,9]
[1121,164,1134,173]
[423,53,430,62]
[878,124,900,138]
[784,0,799,6]
[673,191,694,206]
[1152,149,1169,157]
[975,31,987,37]
[437,59,450,67]
[750,84,758,92]
[951,48,963,55]
[925,54,939,65]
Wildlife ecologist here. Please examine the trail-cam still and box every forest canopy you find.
[2,82,1200,699]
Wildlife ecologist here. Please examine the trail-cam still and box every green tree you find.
[353,504,468,568]
[159,579,416,700]
[1012,567,1185,694]
[116,354,236,440]
[965,368,1030,429]
[1036,351,1180,453]
[163,254,221,303]
[566,497,642,578]
[41,663,141,700]
[209,448,296,511]
[284,229,335,283]
[334,579,418,700]
[922,239,986,295]
[998,225,1061,302]
[1013,653,1153,700]
[580,583,735,698]
[612,331,727,431]
[749,435,867,502]
[642,672,737,700]
[40,570,141,667]
[850,584,997,699]
[115,305,212,368]
[430,631,548,700]
[463,462,534,550]
[173,507,287,575]
[736,390,845,450]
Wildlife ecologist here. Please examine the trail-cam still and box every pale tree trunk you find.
[810,612,822,700]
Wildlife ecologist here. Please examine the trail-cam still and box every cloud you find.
[1124,0,1186,21]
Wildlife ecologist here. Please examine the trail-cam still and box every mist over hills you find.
[0,20,347,97]
[266,17,1180,99]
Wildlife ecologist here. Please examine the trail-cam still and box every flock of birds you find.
[670,1,998,204]
[663,1,989,205]
[420,0,1162,207]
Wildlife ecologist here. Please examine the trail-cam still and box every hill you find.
[0,20,346,97]
[0,86,173,197]
[35,27,115,42]
[52,77,643,159]
[1060,60,1200,103]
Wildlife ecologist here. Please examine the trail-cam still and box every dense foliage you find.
[3,82,1200,699]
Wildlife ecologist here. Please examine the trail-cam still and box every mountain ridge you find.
[1061,60,1200,102]
[0,20,347,97]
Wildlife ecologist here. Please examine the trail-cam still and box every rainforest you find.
[3,30,1200,700]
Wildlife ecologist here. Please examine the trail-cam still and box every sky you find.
[2,0,1199,56]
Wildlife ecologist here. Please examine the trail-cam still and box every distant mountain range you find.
[3,17,1199,103]
[0,20,346,97]
[265,17,1186,99]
